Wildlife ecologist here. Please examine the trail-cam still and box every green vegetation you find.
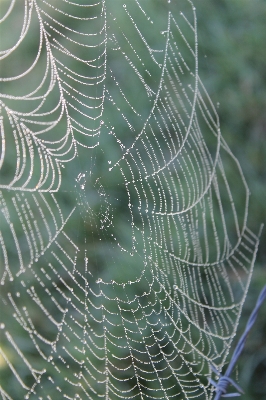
[0,0,265,399]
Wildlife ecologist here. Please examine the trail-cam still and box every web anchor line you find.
[209,285,266,399]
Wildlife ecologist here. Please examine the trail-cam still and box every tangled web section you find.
[0,1,259,399]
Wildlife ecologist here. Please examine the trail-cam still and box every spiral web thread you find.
[0,1,260,399]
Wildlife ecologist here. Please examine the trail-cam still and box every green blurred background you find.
[0,0,265,398]
[196,1,266,398]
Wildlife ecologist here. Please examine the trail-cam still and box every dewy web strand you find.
[0,1,260,399]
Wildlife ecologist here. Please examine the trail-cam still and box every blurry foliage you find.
[0,0,265,399]
[196,1,266,398]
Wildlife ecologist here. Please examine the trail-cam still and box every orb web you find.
[0,1,259,399]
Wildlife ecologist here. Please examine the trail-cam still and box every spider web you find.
[0,0,260,399]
